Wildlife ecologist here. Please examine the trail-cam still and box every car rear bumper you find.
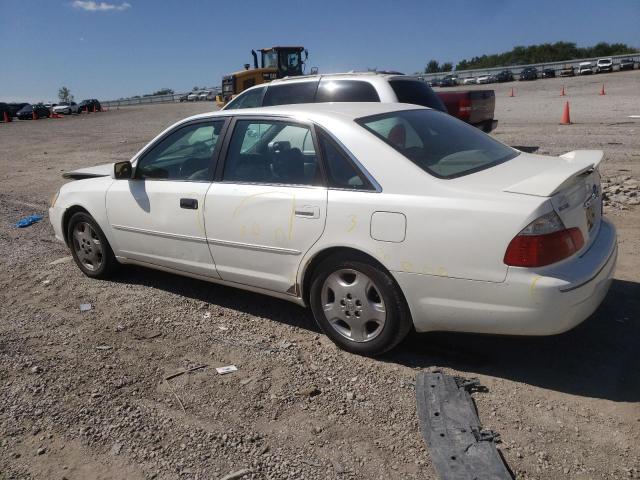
[394,218,617,335]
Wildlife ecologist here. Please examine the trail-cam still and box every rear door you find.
[204,116,327,293]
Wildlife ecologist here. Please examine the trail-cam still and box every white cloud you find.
[72,1,131,12]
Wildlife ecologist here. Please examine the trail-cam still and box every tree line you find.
[425,41,637,73]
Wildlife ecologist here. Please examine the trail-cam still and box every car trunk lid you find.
[502,150,604,247]
[449,150,604,248]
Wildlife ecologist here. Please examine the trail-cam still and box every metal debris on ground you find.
[79,303,92,312]
[416,371,514,480]
[164,364,208,380]
[15,214,43,228]
[215,365,238,375]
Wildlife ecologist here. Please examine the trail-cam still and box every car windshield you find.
[357,109,519,179]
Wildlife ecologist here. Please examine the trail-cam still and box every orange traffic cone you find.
[3,111,9,123]
[92,105,96,113]
[560,101,571,125]
[599,84,606,96]
[560,85,566,96]
[32,111,37,120]
[508,87,515,97]
[85,106,89,114]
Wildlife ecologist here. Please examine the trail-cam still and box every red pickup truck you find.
[436,90,497,132]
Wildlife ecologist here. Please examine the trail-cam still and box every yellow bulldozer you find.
[216,46,309,107]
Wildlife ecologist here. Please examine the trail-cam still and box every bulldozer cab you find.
[259,46,306,78]
[217,46,308,107]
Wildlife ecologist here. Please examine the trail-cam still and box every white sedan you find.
[49,103,617,355]
[53,102,79,115]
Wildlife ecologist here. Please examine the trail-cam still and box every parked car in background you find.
[542,68,556,78]
[53,102,79,115]
[178,93,189,102]
[519,67,538,80]
[440,75,458,87]
[224,72,497,132]
[560,65,575,77]
[16,103,51,120]
[187,91,201,101]
[476,74,492,84]
[462,77,477,85]
[496,69,514,82]
[50,103,617,355]
[198,90,214,101]
[78,99,102,112]
[7,103,29,118]
[428,78,442,87]
[578,62,594,75]
[619,58,635,71]
[0,102,12,122]
[437,90,497,132]
[596,58,613,73]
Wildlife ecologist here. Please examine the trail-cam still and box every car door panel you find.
[204,183,326,292]
[105,120,226,278]
[204,117,328,293]
[106,180,217,277]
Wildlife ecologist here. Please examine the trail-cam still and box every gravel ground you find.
[1,70,639,480]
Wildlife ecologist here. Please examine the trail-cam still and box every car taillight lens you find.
[458,97,471,119]
[504,211,584,267]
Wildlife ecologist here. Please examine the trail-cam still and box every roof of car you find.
[272,71,413,83]
[186,102,426,124]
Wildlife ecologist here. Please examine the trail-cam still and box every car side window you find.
[223,119,320,186]
[318,133,374,190]
[136,121,224,181]
[225,87,265,110]
[262,82,318,106]
[315,80,380,103]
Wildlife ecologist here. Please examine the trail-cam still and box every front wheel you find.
[67,212,118,279]
[309,255,412,356]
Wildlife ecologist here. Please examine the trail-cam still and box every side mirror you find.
[113,161,133,179]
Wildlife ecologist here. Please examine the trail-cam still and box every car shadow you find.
[112,266,320,333]
[113,267,639,402]
[386,279,640,403]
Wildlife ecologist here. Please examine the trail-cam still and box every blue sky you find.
[0,0,638,102]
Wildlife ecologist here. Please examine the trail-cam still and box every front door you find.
[106,120,226,277]
[204,118,327,293]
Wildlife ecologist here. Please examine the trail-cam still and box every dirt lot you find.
[1,70,639,480]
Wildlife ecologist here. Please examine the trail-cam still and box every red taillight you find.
[504,227,584,267]
[458,97,471,119]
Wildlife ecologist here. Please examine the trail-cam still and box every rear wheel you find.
[67,212,118,279]
[309,255,412,356]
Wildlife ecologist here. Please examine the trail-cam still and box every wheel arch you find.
[61,205,91,246]
[300,246,408,310]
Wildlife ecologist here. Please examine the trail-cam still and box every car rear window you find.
[263,82,317,106]
[315,80,380,102]
[388,79,446,112]
[224,86,265,110]
[357,109,518,179]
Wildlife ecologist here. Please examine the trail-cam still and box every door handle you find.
[295,205,320,219]
[180,198,198,209]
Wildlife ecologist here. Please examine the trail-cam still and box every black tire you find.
[67,212,118,279]
[309,254,412,356]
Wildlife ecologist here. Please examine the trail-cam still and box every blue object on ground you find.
[15,214,43,228]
